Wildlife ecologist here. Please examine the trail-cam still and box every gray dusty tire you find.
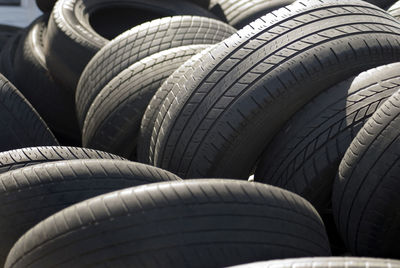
[209,0,295,28]
[0,159,181,266]
[0,146,124,174]
[333,89,400,258]
[45,0,217,91]
[151,0,400,179]
[6,179,330,268]
[0,74,58,151]
[13,15,80,143]
[229,257,400,268]
[254,63,400,211]
[138,46,215,164]
[388,1,400,18]
[83,45,209,160]
[76,16,235,128]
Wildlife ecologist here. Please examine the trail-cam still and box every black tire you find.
[138,46,215,164]
[209,0,295,28]
[83,45,209,160]
[365,0,397,9]
[45,0,217,92]
[388,1,400,19]
[13,15,80,143]
[0,146,125,174]
[151,0,400,179]
[254,63,400,211]
[0,25,21,52]
[76,16,236,128]
[36,0,56,13]
[0,30,22,82]
[6,179,331,268]
[0,159,181,266]
[333,89,400,258]
[229,257,400,268]
[0,74,58,151]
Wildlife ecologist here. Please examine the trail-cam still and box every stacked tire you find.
[0,0,399,267]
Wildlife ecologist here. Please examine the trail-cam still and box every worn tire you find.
[0,74,58,151]
[0,30,22,82]
[0,25,20,52]
[6,179,330,268]
[45,0,216,91]
[13,15,80,143]
[76,16,236,127]
[0,159,181,266]
[209,0,295,28]
[388,1,400,19]
[138,46,214,164]
[151,0,400,179]
[83,45,209,159]
[255,63,400,211]
[0,146,124,174]
[229,257,400,268]
[333,89,400,257]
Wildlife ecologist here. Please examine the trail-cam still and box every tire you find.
[228,257,400,268]
[13,15,80,143]
[0,159,181,266]
[36,0,56,13]
[0,146,125,174]
[333,89,400,258]
[388,1,400,19]
[0,25,21,52]
[138,45,215,164]
[254,63,400,211]
[76,16,236,128]
[0,74,58,152]
[151,0,400,179]
[365,0,397,9]
[6,179,331,268]
[45,0,217,92]
[0,30,22,83]
[83,45,209,160]
[209,0,295,28]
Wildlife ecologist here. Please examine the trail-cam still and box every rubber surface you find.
[209,0,295,28]
[45,0,216,91]
[83,45,209,160]
[151,0,400,179]
[0,146,125,174]
[229,257,400,268]
[6,179,330,268]
[0,159,181,266]
[333,89,400,257]
[388,0,400,19]
[13,15,80,143]
[0,74,58,151]
[36,0,56,13]
[0,25,21,52]
[255,63,400,211]
[0,30,22,83]
[138,45,215,164]
[76,16,236,127]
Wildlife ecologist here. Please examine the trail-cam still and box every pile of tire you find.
[0,0,399,267]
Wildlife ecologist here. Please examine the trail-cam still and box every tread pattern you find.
[0,159,181,266]
[6,179,330,268]
[333,89,400,257]
[138,45,215,164]
[229,257,400,268]
[388,0,400,19]
[151,0,400,179]
[0,146,125,174]
[82,45,209,159]
[0,75,58,151]
[76,16,236,127]
[254,63,400,211]
[209,0,295,28]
